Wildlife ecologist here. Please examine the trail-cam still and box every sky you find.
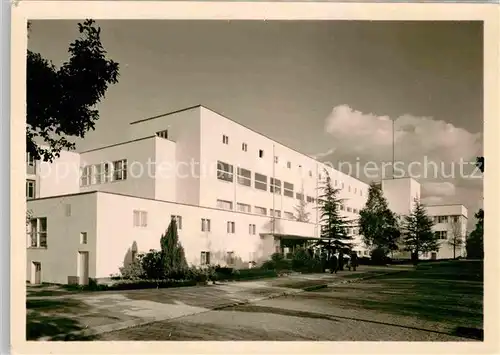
[28,20,484,229]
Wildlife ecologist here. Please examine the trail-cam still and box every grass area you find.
[26,298,97,340]
[311,260,484,339]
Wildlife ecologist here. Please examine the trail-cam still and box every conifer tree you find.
[466,209,483,259]
[358,182,400,253]
[294,185,310,222]
[317,170,353,252]
[401,200,438,263]
[160,217,188,274]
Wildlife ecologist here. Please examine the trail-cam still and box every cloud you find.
[324,105,482,166]
[322,105,483,229]
[422,182,456,197]
[311,147,337,159]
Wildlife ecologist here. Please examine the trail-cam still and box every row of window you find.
[132,210,258,235]
[433,215,461,224]
[216,197,359,218]
[219,138,365,197]
[80,159,128,187]
[217,160,363,200]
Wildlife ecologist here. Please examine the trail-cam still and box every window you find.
[258,149,264,158]
[249,224,256,235]
[64,204,71,217]
[309,170,312,177]
[28,217,47,248]
[222,135,229,144]
[80,166,91,186]
[171,215,182,230]
[284,211,294,220]
[453,215,460,223]
[319,173,322,180]
[227,221,236,234]
[435,231,448,239]
[27,153,35,167]
[201,218,211,232]
[217,161,234,182]
[216,199,233,210]
[306,196,315,203]
[274,156,279,164]
[226,251,235,265]
[348,186,351,192]
[354,187,357,194]
[360,190,363,196]
[340,204,345,211]
[101,162,112,183]
[113,159,127,181]
[156,130,168,139]
[201,251,211,265]
[287,161,291,169]
[270,178,281,194]
[347,207,352,213]
[438,216,448,224]
[80,232,88,245]
[254,206,267,216]
[334,180,338,186]
[242,142,248,151]
[92,164,102,184]
[254,173,267,191]
[353,208,358,214]
[133,210,148,227]
[296,193,304,201]
[237,167,251,187]
[270,209,281,218]
[237,203,251,213]
[283,182,294,198]
[26,153,36,174]
[26,180,36,199]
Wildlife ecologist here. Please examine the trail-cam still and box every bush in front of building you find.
[290,248,323,273]
[261,252,292,271]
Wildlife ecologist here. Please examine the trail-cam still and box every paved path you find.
[27,266,405,340]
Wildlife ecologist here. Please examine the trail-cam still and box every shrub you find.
[119,258,145,280]
[140,249,165,279]
[290,248,323,273]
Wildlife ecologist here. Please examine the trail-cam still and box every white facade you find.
[26,105,468,284]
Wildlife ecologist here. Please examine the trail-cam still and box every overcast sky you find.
[29,20,484,228]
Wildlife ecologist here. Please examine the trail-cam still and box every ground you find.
[26,261,483,341]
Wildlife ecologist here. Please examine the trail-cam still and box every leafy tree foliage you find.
[294,185,310,222]
[401,200,439,263]
[160,217,188,275]
[476,156,484,173]
[317,170,353,252]
[358,182,400,253]
[466,209,484,259]
[27,19,119,162]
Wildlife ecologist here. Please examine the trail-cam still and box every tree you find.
[447,220,464,259]
[27,19,120,162]
[476,156,484,173]
[401,200,439,264]
[294,185,310,222]
[160,217,188,275]
[466,209,484,259]
[358,182,400,254]
[317,169,353,255]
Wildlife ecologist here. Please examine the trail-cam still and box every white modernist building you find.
[26,105,467,285]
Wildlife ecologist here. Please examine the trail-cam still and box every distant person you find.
[330,252,338,274]
[350,251,359,271]
[338,250,344,271]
